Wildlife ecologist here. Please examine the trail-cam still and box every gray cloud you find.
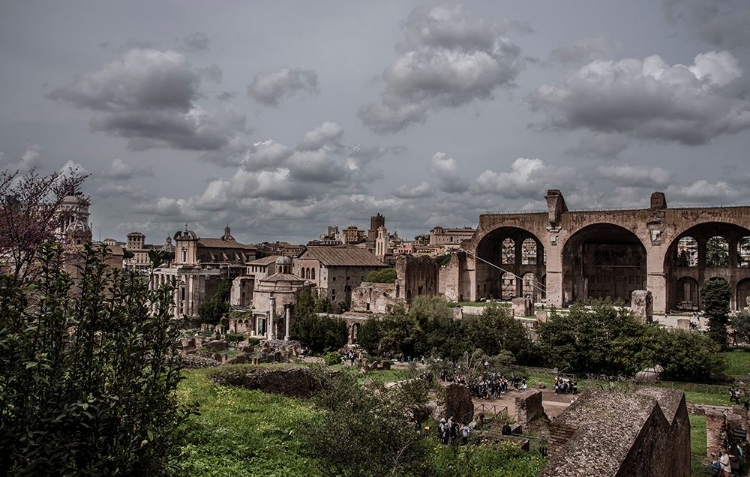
[549,37,621,64]
[529,51,750,145]
[393,181,433,199]
[665,180,738,203]
[243,140,292,171]
[97,183,151,200]
[565,132,629,159]
[102,158,154,180]
[247,67,319,107]
[359,5,525,133]
[182,31,210,52]
[297,121,343,151]
[346,144,405,170]
[2,144,41,172]
[49,48,246,151]
[198,64,223,84]
[430,152,469,193]
[663,0,750,48]
[596,164,673,187]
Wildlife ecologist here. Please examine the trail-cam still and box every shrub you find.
[324,352,342,366]
[225,333,244,343]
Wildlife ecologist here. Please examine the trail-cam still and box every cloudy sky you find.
[2,1,749,245]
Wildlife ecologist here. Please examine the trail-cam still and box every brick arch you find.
[560,223,647,305]
[473,226,546,301]
[664,221,750,311]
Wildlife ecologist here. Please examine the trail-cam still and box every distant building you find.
[342,226,365,244]
[256,241,304,257]
[429,226,476,247]
[123,232,174,273]
[150,226,255,319]
[296,246,388,305]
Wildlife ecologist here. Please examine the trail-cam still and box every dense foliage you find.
[365,267,397,283]
[0,244,189,475]
[537,300,725,381]
[291,288,347,352]
[299,366,434,477]
[198,279,231,324]
[702,278,731,349]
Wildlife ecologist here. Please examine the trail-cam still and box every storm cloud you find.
[247,68,320,107]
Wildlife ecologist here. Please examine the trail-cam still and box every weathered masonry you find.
[446,190,750,313]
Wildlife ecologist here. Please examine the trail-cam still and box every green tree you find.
[642,326,726,382]
[537,299,645,376]
[291,314,348,352]
[731,312,750,345]
[299,366,433,477]
[198,279,231,324]
[358,317,383,354]
[467,305,531,358]
[702,278,731,350]
[365,268,397,283]
[706,237,729,267]
[0,243,190,475]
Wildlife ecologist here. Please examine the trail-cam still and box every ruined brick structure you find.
[515,390,545,428]
[446,189,750,313]
[541,388,690,477]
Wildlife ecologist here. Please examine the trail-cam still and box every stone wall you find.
[515,390,545,427]
[350,282,399,313]
[439,251,467,302]
[541,388,690,477]
[511,297,533,317]
[396,255,439,304]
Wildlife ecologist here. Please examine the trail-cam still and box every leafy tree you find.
[198,279,231,324]
[379,304,422,357]
[358,317,383,354]
[0,168,87,283]
[467,305,531,358]
[702,278,731,350]
[642,326,726,382]
[0,243,190,474]
[365,268,397,283]
[677,250,689,267]
[291,314,348,352]
[537,299,646,376]
[299,366,433,477]
[731,312,750,345]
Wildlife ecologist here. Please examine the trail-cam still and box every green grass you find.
[176,368,322,477]
[722,349,750,377]
[690,415,707,456]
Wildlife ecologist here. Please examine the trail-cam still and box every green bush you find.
[324,352,342,366]
[246,337,261,346]
[225,333,244,343]
[0,244,190,475]
[365,268,397,283]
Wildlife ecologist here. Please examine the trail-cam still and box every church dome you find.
[275,255,292,266]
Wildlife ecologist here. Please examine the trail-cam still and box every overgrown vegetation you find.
[291,288,347,352]
[0,243,189,475]
[365,267,397,283]
[702,277,731,350]
[198,279,231,325]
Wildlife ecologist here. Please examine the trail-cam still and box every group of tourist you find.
[437,416,472,446]
[468,373,527,399]
[554,376,578,395]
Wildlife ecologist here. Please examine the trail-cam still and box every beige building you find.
[124,232,174,273]
[150,226,255,319]
[296,246,388,306]
[429,226,476,247]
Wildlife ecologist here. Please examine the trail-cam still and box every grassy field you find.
[723,348,750,377]
[176,368,322,477]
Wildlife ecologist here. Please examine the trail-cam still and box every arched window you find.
[311,268,316,280]
[501,272,516,300]
[706,236,729,267]
[501,239,515,265]
[676,237,698,267]
[521,239,537,265]
[738,236,750,268]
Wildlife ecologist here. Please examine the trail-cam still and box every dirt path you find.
[472,388,578,420]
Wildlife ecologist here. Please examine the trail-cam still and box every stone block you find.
[677,318,690,331]
[512,297,533,317]
[630,290,653,323]
[444,383,474,425]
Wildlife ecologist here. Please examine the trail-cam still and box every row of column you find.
[266,297,291,340]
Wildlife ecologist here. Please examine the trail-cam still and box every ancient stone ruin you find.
[541,388,690,477]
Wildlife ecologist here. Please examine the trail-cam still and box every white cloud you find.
[565,132,629,159]
[429,152,469,193]
[474,158,573,199]
[247,67,319,107]
[243,140,292,171]
[663,0,750,48]
[665,180,738,203]
[596,164,673,187]
[529,51,750,145]
[359,5,524,133]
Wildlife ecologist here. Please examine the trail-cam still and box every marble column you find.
[284,305,291,341]
[268,296,276,340]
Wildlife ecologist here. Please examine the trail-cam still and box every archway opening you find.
[562,223,646,305]
[738,237,750,268]
[474,227,545,302]
[676,237,698,267]
[706,236,729,268]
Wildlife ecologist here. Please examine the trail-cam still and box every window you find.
[333,277,336,282]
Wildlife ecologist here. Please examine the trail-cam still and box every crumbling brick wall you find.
[515,390,545,427]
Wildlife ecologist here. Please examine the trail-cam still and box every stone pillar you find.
[284,305,291,341]
[268,296,276,340]
[631,290,653,323]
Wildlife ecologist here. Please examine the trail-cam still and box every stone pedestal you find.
[512,297,533,317]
